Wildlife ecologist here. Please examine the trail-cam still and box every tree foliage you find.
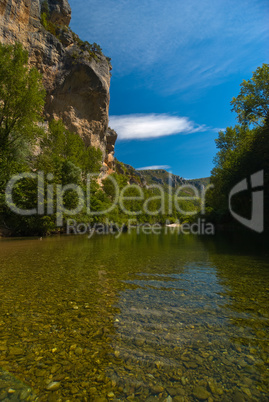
[231,64,269,126]
[37,119,102,178]
[0,43,102,235]
[207,64,269,229]
[0,43,45,163]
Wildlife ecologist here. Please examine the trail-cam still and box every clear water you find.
[0,231,268,401]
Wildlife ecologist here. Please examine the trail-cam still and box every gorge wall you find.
[0,0,117,171]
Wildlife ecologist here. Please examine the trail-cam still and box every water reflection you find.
[202,234,269,399]
[110,263,228,400]
[108,232,269,401]
[0,232,268,401]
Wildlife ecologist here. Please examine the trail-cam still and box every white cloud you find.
[136,165,171,171]
[109,114,207,140]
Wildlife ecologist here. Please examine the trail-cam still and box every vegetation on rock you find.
[40,0,111,67]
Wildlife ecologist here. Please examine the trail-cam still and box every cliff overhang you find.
[0,0,117,170]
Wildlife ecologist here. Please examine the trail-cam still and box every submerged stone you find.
[193,386,211,400]
[9,347,24,356]
[46,382,61,391]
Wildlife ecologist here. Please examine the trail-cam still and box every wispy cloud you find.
[70,0,269,93]
[109,114,207,140]
[136,165,171,171]
[211,127,226,133]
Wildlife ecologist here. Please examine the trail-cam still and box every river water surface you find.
[0,232,268,401]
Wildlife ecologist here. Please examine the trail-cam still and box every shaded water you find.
[0,232,268,401]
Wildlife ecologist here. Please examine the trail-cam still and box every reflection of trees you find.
[200,233,269,396]
[0,232,199,400]
[1,231,268,400]
[0,233,179,399]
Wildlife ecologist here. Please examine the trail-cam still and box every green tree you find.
[0,43,45,172]
[37,119,102,178]
[207,64,269,228]
[0,43,46,234]
[231,64,269,126]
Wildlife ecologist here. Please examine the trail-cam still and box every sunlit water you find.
[0,231,268,401]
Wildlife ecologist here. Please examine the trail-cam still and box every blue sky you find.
[69,0,268,178]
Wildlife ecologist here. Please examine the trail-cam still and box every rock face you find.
[0,0,117,169]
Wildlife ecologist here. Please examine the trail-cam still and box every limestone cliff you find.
[0,0,117,170]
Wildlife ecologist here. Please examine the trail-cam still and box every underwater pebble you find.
[192,386,211,400]
[46,381,61,391]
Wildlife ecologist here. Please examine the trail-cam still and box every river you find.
[0,231,268,401]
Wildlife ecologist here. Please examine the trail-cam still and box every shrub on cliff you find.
[37,119,102,178]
